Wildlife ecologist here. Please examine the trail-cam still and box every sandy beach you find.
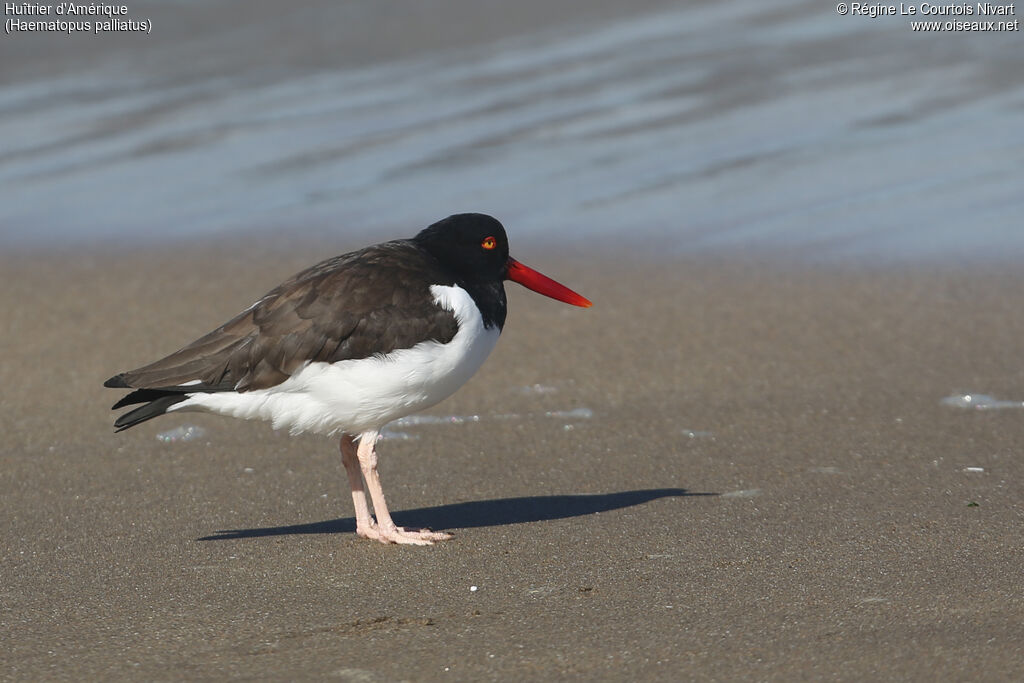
[2,246,1022,680]
[3,0,1023,678]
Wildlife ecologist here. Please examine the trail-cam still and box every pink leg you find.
[354,431,453,545]
[340,433,378,539]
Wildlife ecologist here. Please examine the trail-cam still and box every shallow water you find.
[941,393,1024,410]
[155,424,207,444]
[1,1,1022,261]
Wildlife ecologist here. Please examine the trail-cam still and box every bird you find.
[104,213,591,545]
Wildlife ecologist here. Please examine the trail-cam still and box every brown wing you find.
[106,240,459,394]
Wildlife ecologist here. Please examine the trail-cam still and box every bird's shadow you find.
[198,488,712,541]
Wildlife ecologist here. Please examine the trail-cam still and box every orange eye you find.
[481,236,497,250]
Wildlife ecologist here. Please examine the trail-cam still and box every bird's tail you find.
[104,375,194,432]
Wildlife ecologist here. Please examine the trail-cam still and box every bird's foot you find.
[356,521,452,545]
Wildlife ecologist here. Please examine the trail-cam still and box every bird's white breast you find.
[171,285,500,435]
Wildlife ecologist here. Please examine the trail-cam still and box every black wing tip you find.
[111,394,189,432]
[111,389,153,410]
[104,374,130,388]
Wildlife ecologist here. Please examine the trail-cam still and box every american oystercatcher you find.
[105,214,591,545]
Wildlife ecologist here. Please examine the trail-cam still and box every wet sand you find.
[2,247,1023,680]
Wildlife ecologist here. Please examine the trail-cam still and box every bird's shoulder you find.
[115,241,462,392]
[237,241,461,388]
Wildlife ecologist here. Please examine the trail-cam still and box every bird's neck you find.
[460,280,507,330]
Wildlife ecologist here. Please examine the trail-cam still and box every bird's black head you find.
[414,213,591,329]
[413,213,511,285]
